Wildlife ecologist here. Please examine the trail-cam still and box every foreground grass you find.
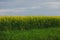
[0,27,60,40]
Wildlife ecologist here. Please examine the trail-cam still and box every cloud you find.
[0,8,27,15]
[0,0,60,16]
[43,2,60,9]
[0,0,60,9]
[0,6,41,13]
[0,8,26,13]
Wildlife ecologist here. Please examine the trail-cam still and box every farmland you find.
[0,16,60,40]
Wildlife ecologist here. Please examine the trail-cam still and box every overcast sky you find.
[0,0,60,16]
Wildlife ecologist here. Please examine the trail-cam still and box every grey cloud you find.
[0,0,60,16]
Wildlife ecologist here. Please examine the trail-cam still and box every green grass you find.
[0,27,60,40]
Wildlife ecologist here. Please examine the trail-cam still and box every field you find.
[0,27,60,40]
[0,16,60,40]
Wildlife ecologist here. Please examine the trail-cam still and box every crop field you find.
[0,16,60,40]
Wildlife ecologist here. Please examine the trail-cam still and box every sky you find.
[0,0,60,16]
